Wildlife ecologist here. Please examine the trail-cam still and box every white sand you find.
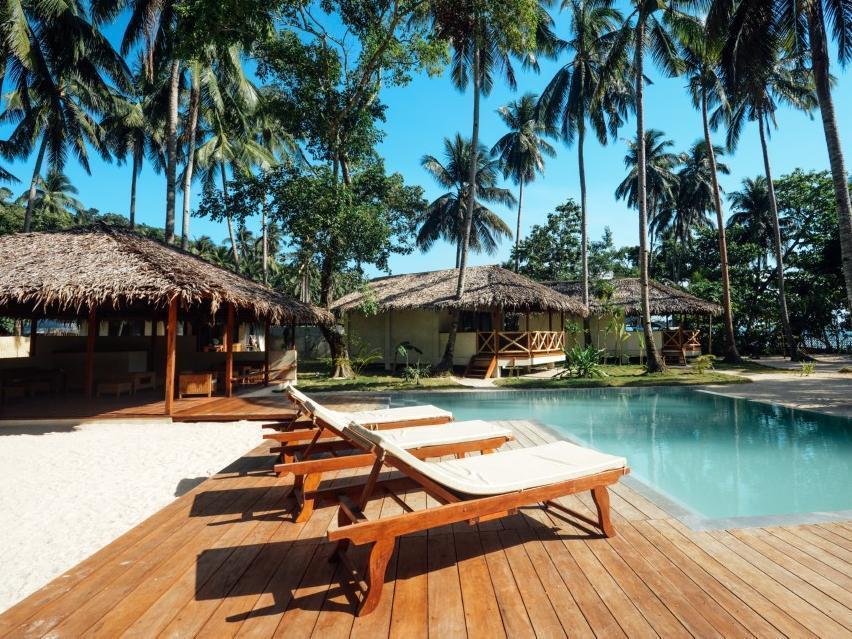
[0,419,264,613]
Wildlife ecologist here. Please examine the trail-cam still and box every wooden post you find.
[224,304,235,397]
[264,319,271,386]
[150,314,158,373]
[708,314,713,356]
[85,307,96,398]
[29,318,38,358]
[164,298,178,415]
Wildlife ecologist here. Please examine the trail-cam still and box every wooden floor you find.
[2,421,852,638]
[0,389,293,422]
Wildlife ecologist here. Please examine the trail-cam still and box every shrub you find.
[560,344,607,379]
[690,354,717,374]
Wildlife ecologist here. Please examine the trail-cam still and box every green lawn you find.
[493,364,751,389]
[295,370,463,393]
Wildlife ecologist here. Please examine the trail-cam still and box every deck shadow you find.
[189,485,295,522]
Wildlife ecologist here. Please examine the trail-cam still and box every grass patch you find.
[714,359,795,374]
[295,369,462,393]
[493,364,750,389]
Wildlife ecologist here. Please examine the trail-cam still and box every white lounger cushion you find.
[343,404,452,427]
[349,423,626,496]
[372,420,512,449]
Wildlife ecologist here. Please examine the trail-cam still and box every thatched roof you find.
[0,225,331,324]
[333,265,588,316]
[547,278,722,316]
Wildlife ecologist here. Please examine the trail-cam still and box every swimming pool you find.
[390,388,852,520]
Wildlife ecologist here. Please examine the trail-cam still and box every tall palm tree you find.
[679,20,741,361]
[604,0,692,371]
[616,129,682,255]
[491,93,555,271]
[419,134,514,264]
[426,2,557,371]
[727,176,775,268]
[538,0,631,308]
[723,51,817,359]
[1,1,128,232]
[710,0,852,314]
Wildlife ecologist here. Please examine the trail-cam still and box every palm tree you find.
[419,134,514,264]
[604,0,691,372]
[17,170,83,229]
[710,0,852,314]
[679,20,741,362]
[491,93,555,271]
[1,1,128,232]
[101,69,166,229]
[616,129,682,257]
[538,0,631,308]
[426,2,557,371]
[727,177,775,268]
[723,52,817,359]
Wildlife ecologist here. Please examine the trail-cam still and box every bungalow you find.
[333,265,587,378]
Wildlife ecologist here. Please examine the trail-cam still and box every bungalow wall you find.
[347,309,443,369]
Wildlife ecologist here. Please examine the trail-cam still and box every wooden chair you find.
[273,398,513,522]
[326,424,629,616]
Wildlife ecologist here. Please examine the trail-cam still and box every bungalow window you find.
[459,312,493,333]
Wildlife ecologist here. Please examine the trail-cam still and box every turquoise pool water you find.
[391,389,852,520]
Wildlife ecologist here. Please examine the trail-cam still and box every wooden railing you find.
[476,331,565,356]
[662,328,702,353]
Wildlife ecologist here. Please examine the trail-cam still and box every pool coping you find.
[388,388,852,532]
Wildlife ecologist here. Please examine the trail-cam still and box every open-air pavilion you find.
[0,225,330,419]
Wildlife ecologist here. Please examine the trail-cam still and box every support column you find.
[708,314,713,356]
[29,318,38,358]
[264,319,271,386]
[164,298,178,415]
[85,307,96,398]
[224,303,235,397]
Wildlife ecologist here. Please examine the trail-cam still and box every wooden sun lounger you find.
[272,394,513,523]
[326,424,630,616]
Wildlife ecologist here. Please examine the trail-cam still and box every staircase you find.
[465,354,497,379]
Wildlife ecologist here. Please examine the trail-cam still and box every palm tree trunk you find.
[437,35,481,373]
[758,114,796,360]
[807,3,852,313]
[702,89,740,362]
[262,195,269,284]
[164,59,180,243]
[220,162,240,269]
[578,123,589,307]
[181,74,200,250]
[129,151,139,229]
[634,21,665,372]
[514,181,524,272]
[23,137,47,233]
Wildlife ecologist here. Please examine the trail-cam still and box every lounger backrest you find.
[283,384,351,435]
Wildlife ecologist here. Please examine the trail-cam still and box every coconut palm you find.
[678,20,742,361]
[1,0,128,232]
[17,170,83,229]
[616,129,683,253]
[709,0,852,314]
[727,177,775,267]
[425,2,558,371]
[538,0,631,308]
[722,52,817,359]
[101,69,166,229]
[418,134,514,265]
[603,0,693,371]
[491,93,556,271]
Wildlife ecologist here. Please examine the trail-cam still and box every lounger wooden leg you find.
[358,537,395,617]
[294,472,321,523]
[591,486,615,537]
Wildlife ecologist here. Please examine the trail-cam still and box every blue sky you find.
[4,5,851,279]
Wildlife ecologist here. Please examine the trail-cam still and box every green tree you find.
[511,199,582,280]
[491,93,555,271]
[538,0,630,307]
[16,170,83,229]
[727,177,776,270]
[418,134,514,266]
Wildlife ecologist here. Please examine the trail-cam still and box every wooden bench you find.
[130,371,157,393]
[96,380,133,397]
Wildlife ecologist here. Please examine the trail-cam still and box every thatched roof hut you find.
[547,278,722,316]
[0,225,331,325]
[333,265,588,316]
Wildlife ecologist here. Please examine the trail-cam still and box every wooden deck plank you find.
[2,419,851,639]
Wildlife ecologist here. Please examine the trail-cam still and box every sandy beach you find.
[0,419,264,613]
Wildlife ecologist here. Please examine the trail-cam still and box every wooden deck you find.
[2,421,852,638]
[0,389,293,422]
